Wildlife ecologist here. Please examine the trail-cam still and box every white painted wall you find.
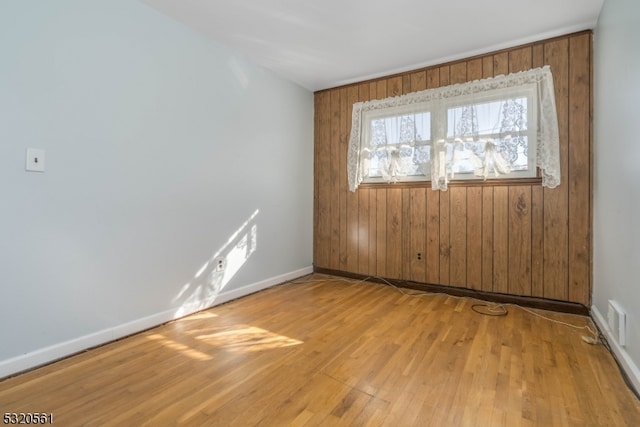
[593,0,640,391]
[0,0,313,376]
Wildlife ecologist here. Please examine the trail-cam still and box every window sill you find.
[358,177,543,190]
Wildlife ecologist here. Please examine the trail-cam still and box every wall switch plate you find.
[26,148,46,172]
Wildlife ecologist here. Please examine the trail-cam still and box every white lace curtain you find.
[347,66,561,191]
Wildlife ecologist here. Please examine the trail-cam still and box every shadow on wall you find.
[172,209,259,318]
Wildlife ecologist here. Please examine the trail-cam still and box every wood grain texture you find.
[1,275,637,426]
[313,32,593,306]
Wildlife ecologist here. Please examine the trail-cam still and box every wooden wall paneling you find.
[402,188,412,280]
[375,80,388,278]
[449,187,467,287]
[358,188,371,275]
[426,189,440,284]
[386,188,403,279]
[482,56,494,79]
[439,189,451,286]
[357,83,371,275]
[508,186,532,296]
[531,43,545,298]
[437,65,450,285]
[367,84,378,276]
[409,188,427,283]
[543,38,570,301]
[531,188,545,298]
[410,70,426,93]
[568,33,591,306]
[467,58,482,81]
[329,89,342,270]
[425,68,440,284]
[467,187,483,290]
[346,86,360,273]
[376,189,388,278]
[426,68,439,89]
[493,187,509,294]
[405,71,428,283]
[509,47,532,73]
[481,187,494,292]
[339,87,349,270]
[480,56,495,292]
[315,91,331,268]
[368,189,378,275]
[464,58,484,291]
[389,76,403,97]
[493,52,509,75]
[313,32,592,305]
[439,65,451,87]
[450,62,467,84]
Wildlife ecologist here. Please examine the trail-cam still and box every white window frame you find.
[347,66,561,191]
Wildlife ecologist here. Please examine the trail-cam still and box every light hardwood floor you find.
[1,274,639,426]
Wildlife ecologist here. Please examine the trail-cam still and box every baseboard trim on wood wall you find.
[313,267,589,316]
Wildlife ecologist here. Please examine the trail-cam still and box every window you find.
[347,66,560,191]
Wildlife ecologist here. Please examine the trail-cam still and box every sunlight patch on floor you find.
[196,326,303,353]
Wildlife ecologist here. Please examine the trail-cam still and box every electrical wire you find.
[286,273,638,401]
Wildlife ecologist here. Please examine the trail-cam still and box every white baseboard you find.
[591,305,640,394]
[0,266,313,380]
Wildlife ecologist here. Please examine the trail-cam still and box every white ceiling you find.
[141,0,604,92]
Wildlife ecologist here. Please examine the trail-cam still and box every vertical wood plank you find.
[345,86,360,273]
[386,188,403,279]
[315,91,331,268]
[389,76,403,97]
[369,188,378,275]
[543,38,570,301]
[450,62,467,84]
[439,189,451,285]
[482,188,494,292]
[338,87,349,270]
[493,52,509,76]
[531,43,545,298]
[410,70,426,92]
[358,188,370,275]
[508,186,532,296]
[357,83,371,275]
[531,186,544,298]
[568,34,591,306]
[509,47,532,73]
[402,189,412,279]
[426,189,440,284]
[481,50,496,292]
[449,187,467,287]
[493,187,509,294]
[375,80,388,278]
[439,65,451,87]
[376,189,387,278]
[409,188,426,283]
[329,89,342,270]
[482,56,494,79]
[467,58,483,81]
[467,187,483,290]
[426,68,440,89]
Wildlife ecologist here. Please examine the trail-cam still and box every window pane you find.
[370,111,431,146]
[447,97,528,138]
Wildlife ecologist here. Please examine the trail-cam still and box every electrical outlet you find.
[214,257,226,272]
[416,252,422,260]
